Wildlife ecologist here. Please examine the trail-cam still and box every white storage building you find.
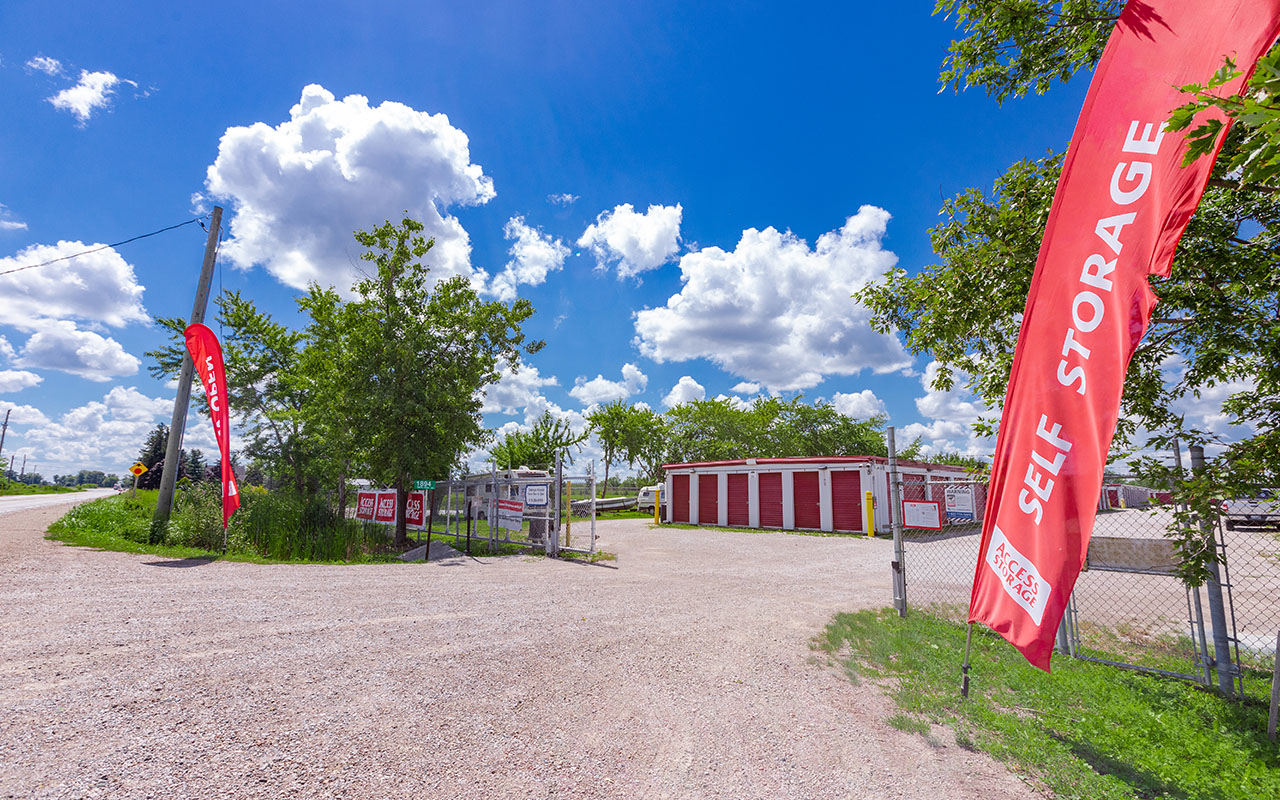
[662,456,972,533]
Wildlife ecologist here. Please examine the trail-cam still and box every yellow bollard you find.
[865,490,875,537]
[654,488,661,525]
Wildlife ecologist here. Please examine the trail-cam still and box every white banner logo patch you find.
[985,526,1053,626]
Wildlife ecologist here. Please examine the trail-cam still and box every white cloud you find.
[26,56,63,75]
[662,375,706,408]
[490,216,570,301]
[547,193,578,206]
[568,363,648,406]
[48,70,135,123]
[0,241,148,329]
[18,386,175,474]
[633,206,911,392]
[831,389,887,420]
[0,336,15,360]
[714,393,752,411]
[0,204,27,231]
[480,361,558,415]
[731,381,761,395]
[206,84,495,293]
[900,361,992,458]
[0,400,50,427]
[14,320,139,381]
[578,203,682,279]
[0,370,42,393]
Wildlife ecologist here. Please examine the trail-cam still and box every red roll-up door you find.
[672,474,690,522]
[698,474,718,525]
[831,470,862,531]
[794,471,821,529]
[759,472,783,528]
[726,473,749,526]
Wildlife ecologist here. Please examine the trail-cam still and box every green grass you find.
[1,482,84,496]
[819,609,1280,800]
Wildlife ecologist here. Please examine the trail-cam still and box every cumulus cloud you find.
[0,370,42,393]
[633,206,912,392]
[0,241,148,329]
[0,336,14,360]
[547,193,578,206]
[0,400,50,427]
[480,361,559,415]
[206,84,496,293]
[898,361,992,459]
[731,381,761,395]
[578,203,682,279]
[48,70,135,123]
[26,55,63,75]
[490,216,570,301]
[831,389,887,420]
[568,363,648,406]
[18,386,175,473]
[14,320,140,381]
[662,375,706,408]
[0,204,27,231]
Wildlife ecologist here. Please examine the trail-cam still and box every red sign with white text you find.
[355,491,376,521]
[374,490,398,524]
[183,323,240,528]
[404,491,425,528]
[968,0,1280,671]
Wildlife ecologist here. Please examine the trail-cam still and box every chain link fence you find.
[899,471,1280,700]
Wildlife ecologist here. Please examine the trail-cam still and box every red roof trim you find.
[661,456,970,472]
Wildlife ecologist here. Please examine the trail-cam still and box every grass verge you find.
[1,483,84,496]
[819,608,1279,800]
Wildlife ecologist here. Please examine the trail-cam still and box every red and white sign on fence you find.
[496,498,523,533]
[404,491,426,529]
[902,500,943,530]
[374,490,398,524]
[967,0,1280,671]
[355,491,376,521]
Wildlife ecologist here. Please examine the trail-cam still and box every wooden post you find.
[154,207,223,535]
[131,472,138,499]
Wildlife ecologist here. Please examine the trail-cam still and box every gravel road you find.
[0,497,1036,799]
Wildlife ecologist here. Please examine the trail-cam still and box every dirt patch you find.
[0,499,1036,799]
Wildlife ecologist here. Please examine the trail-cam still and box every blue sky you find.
[0,1,1096,478]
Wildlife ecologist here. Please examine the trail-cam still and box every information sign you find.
[374,490,398,524]
[355,490,377,521]
[902,500,943,530]
[496,498,524,532]
[944,485,975,520]
[404,491,426,528]
[523,483,548,507]
[413,480,436,491]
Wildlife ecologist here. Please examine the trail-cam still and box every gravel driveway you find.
[0,498,1035,799]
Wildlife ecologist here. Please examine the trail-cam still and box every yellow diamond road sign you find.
[129,462,148,477]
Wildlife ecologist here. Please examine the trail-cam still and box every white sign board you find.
[496,498,524,532]
[902,500,943,530]
[524,483,549,507]
[944,485,975,520]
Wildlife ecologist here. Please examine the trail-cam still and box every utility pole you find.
[152,206,222,539]
[20,454,26,480]
[887,426,907,617]
[0,409,10,482]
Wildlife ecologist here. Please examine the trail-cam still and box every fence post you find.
[550,452,562,557]
[1269,630,1279,742]
[887,426,907,616]
[1190,444,1236,699]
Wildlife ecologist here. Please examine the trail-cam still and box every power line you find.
[0,214,211,277]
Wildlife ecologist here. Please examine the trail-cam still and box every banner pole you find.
[961,623,975,698]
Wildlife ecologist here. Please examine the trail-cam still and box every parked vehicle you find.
[637,484,665,512]
[1221,489,1280,530]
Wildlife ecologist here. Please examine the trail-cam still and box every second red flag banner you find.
[183,323,241,529]
[968,0,1280,670]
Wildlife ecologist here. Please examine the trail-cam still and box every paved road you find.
[0,502,1034,800]
[0,488,114,516]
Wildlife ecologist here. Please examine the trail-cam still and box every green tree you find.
[304,216,541,546]
[490,411,587,471]
[585,400,631,496]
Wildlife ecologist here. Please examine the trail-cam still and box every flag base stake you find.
[961,622,974,699]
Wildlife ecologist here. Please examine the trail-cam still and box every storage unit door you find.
[759,472,784,528]
[698,474,718,526]
[794,471,821,529]
[672,474,690,523]
[726,473,749,526]
[831,470,863,531]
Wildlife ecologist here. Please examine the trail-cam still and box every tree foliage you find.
[490,411,587,471]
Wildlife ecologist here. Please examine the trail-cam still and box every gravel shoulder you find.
[0,498,1036,799]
